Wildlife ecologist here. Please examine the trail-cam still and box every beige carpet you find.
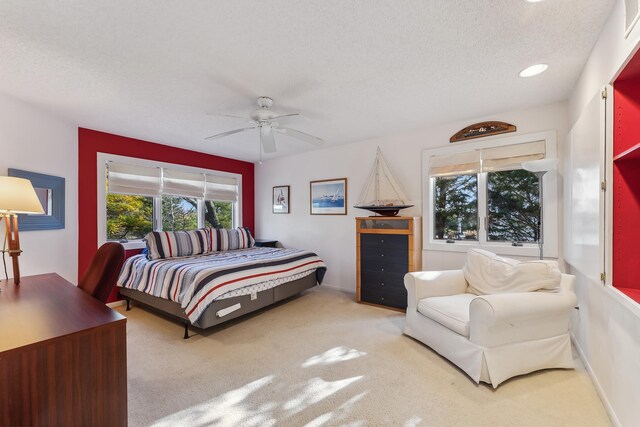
[119,287,611,427]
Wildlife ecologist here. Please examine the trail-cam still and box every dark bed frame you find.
[119,273,318,339]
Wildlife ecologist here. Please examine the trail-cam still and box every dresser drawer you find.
[361,275,405,293]
[361,270,406,290]
[360,286,407,309]
[361,258,408,274]
[360,233,407,249]
[360,244,408,264]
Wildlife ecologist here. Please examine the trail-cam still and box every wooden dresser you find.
[356,216,421,311]
[0,273,127,427]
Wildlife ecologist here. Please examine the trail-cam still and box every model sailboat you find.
[354,147,413,216]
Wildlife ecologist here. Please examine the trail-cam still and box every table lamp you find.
[521,159,557,260]
[0,176,45,284]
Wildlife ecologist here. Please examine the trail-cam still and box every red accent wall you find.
[78,128,255,292]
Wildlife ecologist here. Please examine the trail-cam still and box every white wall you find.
[566,1,640,426]
[0,93,78,283]
[255,101,568,291]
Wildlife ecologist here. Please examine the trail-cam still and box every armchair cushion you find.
[462,248,561,295]
[417,293,476,337]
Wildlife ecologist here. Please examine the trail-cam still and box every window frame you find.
[422,130,558,258]
[97,153,242,250]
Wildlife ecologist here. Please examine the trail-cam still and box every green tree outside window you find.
[106,194,153,240]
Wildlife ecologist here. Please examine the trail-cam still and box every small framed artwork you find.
[8,168,65,231]
[310,178,347,215]
[273,185,290,214]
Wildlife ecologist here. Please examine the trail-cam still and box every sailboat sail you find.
[355,147,412,215]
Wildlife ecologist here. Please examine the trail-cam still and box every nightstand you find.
[254,239,278,248]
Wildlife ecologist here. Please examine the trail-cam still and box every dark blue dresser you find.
[356,217,421,311]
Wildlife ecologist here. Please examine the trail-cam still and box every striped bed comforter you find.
[117,246,327,323]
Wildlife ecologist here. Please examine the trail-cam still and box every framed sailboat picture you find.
[310,178,347,215]
[273,185,290,214]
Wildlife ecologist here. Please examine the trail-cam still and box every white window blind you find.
[481,141,545,172]
[163,170,206,198]
[429,141,546,176]
[107,162,161,196]
[205,174,238,202]
[429,151,481,177]
[107,161,238,201]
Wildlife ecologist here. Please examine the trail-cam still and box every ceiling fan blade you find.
[270,113,301,120]
[260,124,277,153]
[205,127,254,140]
[206,113,245,119]
[277,128,324,145]
[221,114,250,121]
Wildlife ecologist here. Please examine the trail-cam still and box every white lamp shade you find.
[0,176,45,214]
[522,158,557,173]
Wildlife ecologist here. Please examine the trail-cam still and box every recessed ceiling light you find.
[525,0,543,3]
[519,64,548,77]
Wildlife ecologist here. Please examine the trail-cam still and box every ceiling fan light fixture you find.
[205,96,324,157]
[256,96,273,109]
[519,63,548,77]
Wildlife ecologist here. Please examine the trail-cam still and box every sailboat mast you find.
[374,148,380,205]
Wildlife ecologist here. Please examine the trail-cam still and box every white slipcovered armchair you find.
[404,249,578,388]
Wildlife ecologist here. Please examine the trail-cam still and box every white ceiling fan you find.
[205,96,324,153]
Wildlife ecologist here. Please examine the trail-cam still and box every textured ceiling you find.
[0,0,613,163]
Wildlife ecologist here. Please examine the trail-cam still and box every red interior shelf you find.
[613,141,640,162]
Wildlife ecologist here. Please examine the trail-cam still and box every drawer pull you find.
[381,282,385,287]
[381,254,384,257]
[381,297,385,301]
[381,268,384,272]
[381,239,384,243]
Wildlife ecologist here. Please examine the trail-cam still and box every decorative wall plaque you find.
[450,121,516,143]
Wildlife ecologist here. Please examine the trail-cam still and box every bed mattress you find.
[118,246,326,323]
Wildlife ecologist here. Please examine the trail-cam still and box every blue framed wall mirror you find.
[8,168,65,230]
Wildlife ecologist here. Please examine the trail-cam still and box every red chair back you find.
[78,242,125,303]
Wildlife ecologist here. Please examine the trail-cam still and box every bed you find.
[117,244,326,338]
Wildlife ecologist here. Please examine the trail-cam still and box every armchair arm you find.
[404,270,468,310]
[470,290,577,325]
[469,289,578,346]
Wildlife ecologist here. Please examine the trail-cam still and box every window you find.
[162,196,198,231]
[423,131,558,257]
[433,174,478,241]
[486,169,539,242]
[433,171,540,243]
[204,200,234,229]
[100,156,242,246]
[106,194,154,240]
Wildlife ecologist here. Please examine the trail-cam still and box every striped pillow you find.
[207,227,255,252]
[144,229,211,260]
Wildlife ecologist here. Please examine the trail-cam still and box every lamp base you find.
[3,214,22,285]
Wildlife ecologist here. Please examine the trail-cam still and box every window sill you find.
[424,241,557,259]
